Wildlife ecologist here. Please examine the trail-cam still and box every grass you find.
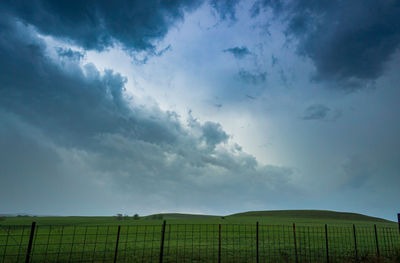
[0,210,399,262]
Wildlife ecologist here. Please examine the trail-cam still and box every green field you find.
[1,210,399,262]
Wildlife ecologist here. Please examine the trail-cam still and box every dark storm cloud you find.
[251,0,400,90]
[0,14,188,149]
[0,15,296,214]
[187,113,229,150]
[224,46,251,59]
[0,24,121,146]
[201,122,229,150]
[302,104,342,121]
[1,0,202,52]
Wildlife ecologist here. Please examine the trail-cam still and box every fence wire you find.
[1,222,399,262]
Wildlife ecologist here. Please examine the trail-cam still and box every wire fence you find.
[1,222,399,262]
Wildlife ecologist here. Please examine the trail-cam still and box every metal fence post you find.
[25,222,36,263]
[114,225,121,263]
[325,224,329,263]
[218,224,221,263]
[397,213,400,234]
[256,222,259,263]
[293,223,298,263]
[353,224,358,261]
[374,224,380,258]
[159,220,166,263]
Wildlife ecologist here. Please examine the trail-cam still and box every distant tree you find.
[0,217,5,221]
[124,214,129,220]
[116,213,123,220]
[133,214,140,220]
[221,217,225,219]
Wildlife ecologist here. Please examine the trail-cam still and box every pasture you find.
[1,210,399,262]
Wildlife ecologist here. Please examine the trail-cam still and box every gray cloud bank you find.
[251,0,400,91]
[1,0,202,52]
[0,12,297,215]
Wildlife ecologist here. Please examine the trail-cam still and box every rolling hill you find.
[145,209,394,224]
[228,210,392,223]
[1,210,395,226]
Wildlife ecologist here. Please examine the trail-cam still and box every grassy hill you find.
[0,210,395,226]
[112,210,395,226]
[144,213,219,220]
[228,210,392,223]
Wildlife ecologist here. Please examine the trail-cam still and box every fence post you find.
[352,224,358,261]
[397,213,400,234]
[25,222,36,263]
[256,222,259,263]
[374,224,380,258]
[325,224,329,263]
[218,224,221,263]
[114,225,121,263]
[293,223,299,263]
[159,220,166,263]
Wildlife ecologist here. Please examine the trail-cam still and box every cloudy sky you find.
[1,0,399,220]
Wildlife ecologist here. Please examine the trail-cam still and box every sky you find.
[0,0,399,220]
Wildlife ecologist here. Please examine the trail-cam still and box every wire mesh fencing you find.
[1,222,399,262]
